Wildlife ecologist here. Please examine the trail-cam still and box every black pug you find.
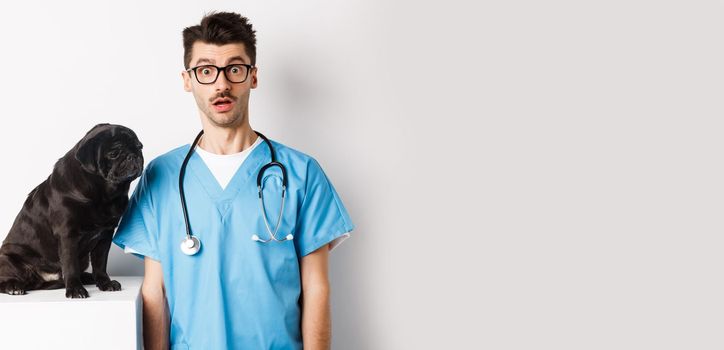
[0,123,143,298]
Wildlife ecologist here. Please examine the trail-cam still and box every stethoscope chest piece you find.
[180,235,201,256]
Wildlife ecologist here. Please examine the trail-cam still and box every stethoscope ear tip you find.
[251,233,293,242]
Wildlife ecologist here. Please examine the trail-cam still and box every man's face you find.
[182,42,258,128]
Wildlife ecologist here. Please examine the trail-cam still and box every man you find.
[112,12,354,349]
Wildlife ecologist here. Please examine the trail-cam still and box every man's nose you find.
[214,70,232,91]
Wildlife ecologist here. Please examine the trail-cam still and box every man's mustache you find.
[210,92,237,102]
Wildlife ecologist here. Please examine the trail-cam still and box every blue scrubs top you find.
[112,139,355,350]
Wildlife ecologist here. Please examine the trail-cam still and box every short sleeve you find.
[112,167,161,261]
[295,158,355,257]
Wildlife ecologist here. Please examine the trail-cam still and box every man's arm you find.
[141,257,169,350]
[301,244,332,350]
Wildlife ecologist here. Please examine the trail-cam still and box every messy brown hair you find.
[182,11,257,69]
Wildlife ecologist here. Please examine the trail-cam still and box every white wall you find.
[0,1,722,348]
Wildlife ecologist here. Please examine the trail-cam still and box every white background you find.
[0,1,722,349]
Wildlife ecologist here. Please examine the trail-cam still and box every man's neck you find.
[197,123,258,155]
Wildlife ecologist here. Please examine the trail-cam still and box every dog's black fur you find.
[0,123,143,298]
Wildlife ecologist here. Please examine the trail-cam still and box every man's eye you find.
[230,67,240,74]
[197,67,215,76]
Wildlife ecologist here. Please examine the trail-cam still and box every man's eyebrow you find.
[194,58,214,65]
[226,56,246,64]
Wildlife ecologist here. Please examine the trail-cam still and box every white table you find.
[0,276,143,350]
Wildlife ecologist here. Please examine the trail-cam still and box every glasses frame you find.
[186,64,254,84]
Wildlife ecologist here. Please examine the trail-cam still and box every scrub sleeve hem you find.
[329,232,351,251]
[112,238,161,262]
[299,223,356,257]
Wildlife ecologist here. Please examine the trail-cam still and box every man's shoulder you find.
[143,144,189,179]
[267,139,334,185]
[268,139,317,166]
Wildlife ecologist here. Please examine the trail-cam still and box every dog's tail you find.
[36,272,95,290]
[37,279,64,290]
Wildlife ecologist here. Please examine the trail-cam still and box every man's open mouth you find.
[212,98,235,112]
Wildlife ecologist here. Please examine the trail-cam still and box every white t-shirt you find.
[123,137,349,254]
[195,136,263,190]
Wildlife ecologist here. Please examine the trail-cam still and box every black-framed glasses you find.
[186,64,253,84]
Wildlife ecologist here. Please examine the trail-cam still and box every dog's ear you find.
[75,124,111,173]
[75,135,100,173]
[85,123,110,136]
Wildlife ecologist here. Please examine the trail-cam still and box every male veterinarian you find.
[112,12,354,350]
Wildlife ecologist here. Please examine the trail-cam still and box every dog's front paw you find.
[97,279,122,291]
[0,280,26,295]
[65,284,89,298]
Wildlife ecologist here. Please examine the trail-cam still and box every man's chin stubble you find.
[206,111,244,128]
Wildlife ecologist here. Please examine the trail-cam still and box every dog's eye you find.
[107,150,121,159]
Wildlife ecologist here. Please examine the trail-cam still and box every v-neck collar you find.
[185,139,269,203]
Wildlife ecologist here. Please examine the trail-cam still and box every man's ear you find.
[183,70,192,92]
[250,66,258,89]
[75,134,100,173]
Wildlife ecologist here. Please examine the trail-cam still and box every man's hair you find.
[182,11,257,69]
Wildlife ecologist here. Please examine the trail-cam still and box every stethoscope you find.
[178,130,293,256]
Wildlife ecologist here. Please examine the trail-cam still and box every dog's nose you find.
[126,153,140,163]
[127,154,143,171]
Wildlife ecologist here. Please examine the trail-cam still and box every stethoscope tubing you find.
[178,129,291,255]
